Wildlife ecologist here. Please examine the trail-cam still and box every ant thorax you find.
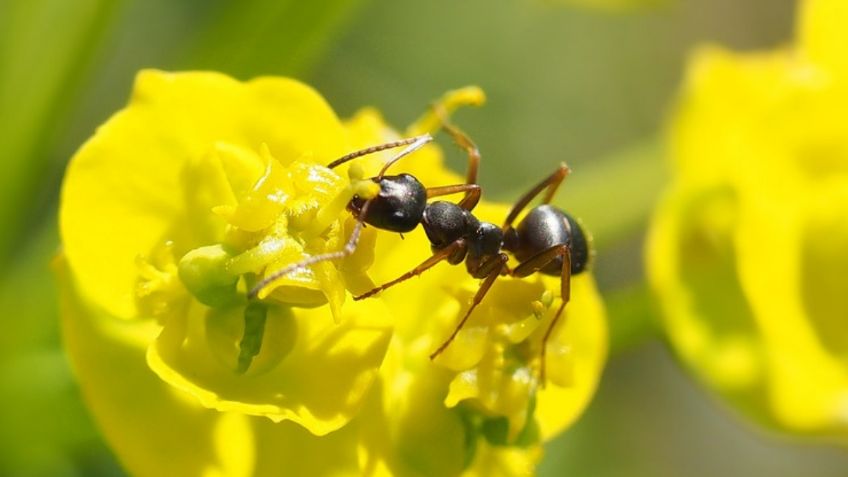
[421,201,503,258]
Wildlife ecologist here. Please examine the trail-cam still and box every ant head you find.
[348,174,427,233]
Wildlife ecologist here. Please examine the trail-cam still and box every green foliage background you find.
[1,0,846,475]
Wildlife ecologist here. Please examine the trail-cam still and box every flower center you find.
[135,142,379,373]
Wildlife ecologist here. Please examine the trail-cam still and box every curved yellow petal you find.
[800,0,848,77]
[58,256,250,476]
[61,70,346,320]
[147,297,392,435]
[249,418,362,477]
[535,273,607,440]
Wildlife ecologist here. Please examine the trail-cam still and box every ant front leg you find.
[252,136,439,299]
[248,201,377,299]
[353,239,467,301]
[437,117,480,185]
[422,111,486,211]
[434,105,481,202]
[511,244,572,387]
[503,164,570,230]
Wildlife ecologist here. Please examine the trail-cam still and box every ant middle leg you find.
[430,253,509,360]
[503,164,570,230]
[435,106,481,186]
[425,184,481,210]
[406,85,485,175]
[419,104,486,211]
[511,244,572,386]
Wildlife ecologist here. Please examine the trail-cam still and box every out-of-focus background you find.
[1,0,846,475]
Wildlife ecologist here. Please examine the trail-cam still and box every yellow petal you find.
[800,0,848,77]
[535,274,608,440]
[57,256,250,476]
[147,296,393,435]
[60,70,346,319]
[462,440,541,477]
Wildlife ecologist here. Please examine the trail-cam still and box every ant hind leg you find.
[502,164,571,230]
[511,244,572,387]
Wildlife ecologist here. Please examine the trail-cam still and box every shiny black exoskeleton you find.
[349,169,509,293]
[345,167,505,276]
[348,173,427,233]
[351,173,589,281]
[349,170,589,286]
[424,201,505,270]
[504,204,589,276]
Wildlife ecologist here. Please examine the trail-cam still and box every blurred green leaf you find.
[540,0,671,12]
[0,0,123,264]
[182,0,371,77]
[0,220,120,476]
[604,283,657,354]
[0,221,58,358]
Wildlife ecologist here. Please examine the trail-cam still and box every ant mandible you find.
[249,113,589,384]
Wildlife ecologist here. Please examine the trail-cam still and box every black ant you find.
[249,117,589,384]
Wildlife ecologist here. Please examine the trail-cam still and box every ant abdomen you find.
[508,204,589,275]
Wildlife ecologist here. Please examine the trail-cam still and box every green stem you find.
[237,301,268,374]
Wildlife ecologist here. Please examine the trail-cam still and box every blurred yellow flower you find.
[648,0,848,438]
[59,70,606,476]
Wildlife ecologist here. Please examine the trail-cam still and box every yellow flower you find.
[648,0,848,438]
[61,71,393,436]
[59,70,606,476]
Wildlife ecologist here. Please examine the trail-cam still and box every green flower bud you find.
[178,244,239,308]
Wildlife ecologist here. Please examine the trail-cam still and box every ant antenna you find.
[377,135,432,178]
[247,135,433,300]
[327,134,432,170]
